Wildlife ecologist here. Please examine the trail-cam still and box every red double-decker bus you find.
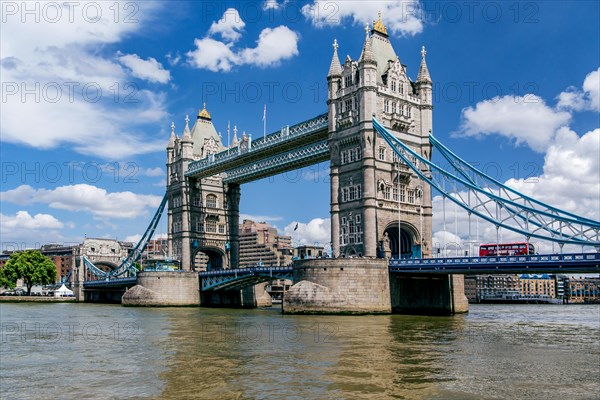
[479,242,535,257]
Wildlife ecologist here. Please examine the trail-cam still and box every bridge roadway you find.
[186,113,328,183]
[82,253,599,291]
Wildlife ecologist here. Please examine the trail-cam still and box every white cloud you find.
[186,37,239,72]
[208,8,245,42]
[557,68,600,112]
[165,52,181,66]
[263,0,281,10]
[283,218,331,247]
[302,0,423,36]
[144,167,165,177]
[186,9,299,72]
[1,184,162,219]
[0,2,169,159]
[457,95,572,152]
[1,211,64,230]
[0,211,67,246]
[117,53,171,84]
[240,26,299,67]
[432,128,600,255]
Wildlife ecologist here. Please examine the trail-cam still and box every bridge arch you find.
[192,246,225,271]
[383,222,421,259]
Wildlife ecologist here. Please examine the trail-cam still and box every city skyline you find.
[1,1,599,255]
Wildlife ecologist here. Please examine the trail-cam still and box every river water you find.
[0,303,598,399]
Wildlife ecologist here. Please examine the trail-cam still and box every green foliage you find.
[0,250,56,295]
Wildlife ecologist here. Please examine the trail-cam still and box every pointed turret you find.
[359,23,375,64]
[167,121,176,149]
[231,125,239,147]
[417,46,432,83]
[328,39,342,77]
[182,115,192,141]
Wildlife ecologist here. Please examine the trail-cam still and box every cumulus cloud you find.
[117,53,171,84]
[0,2,169,159]
[457,95,572,152]
[1,211,64,230]
[186,10,299,72]
[283,218,331,248]
[263,0,281,10]
[0,211,68,247]
[144,167,165,177]
[302,0,424,36]
[1,184,162,219]
[208,8,245,42]
[240,26,299,67]
[432,127,600,255]
[556,68,600,112]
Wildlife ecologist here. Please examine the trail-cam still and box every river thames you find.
[1,303,598,399]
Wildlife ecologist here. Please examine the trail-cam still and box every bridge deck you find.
[389,253,600,274]
[186,113,328,183]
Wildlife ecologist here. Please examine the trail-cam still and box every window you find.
[356,184,362,199]
[206,218,217,233]
[383,186,391,200]
[378,147,386,161]
[196,220,204,232]
[341,150,349,164]
[219,224,225,234]
[399,81,404,94]
[341,217,347,225]
[393,187,399,201]
[353,97,358,110]
[345,75,352,88]
[384,99,390,113]
[355,147,362,160]
[391,80,396,92]
[345,99,352,112]
[349,149,355,163]
[408,190,415,204]
[341,188,348,202]
[355,215,361,224]
[407,106,412,118]
[206,194,217,208]
[392,101,396,114]
[192,196,201,207]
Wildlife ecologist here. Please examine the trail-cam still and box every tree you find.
[0,250,57,295]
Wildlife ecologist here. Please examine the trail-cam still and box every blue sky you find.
[1,0,599,254]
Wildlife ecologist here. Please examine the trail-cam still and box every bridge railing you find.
[187,113,327,176]
[199,266,294,277]
[389,252,600,267]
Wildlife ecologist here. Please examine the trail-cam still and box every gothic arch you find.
[383,221,421,259]
[192,246,225,271]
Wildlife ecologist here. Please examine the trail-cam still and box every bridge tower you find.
[166,105,232,270]
[328,15,433,259]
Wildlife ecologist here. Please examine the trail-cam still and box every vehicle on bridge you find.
[479,242,535,257]
[142,258,181,272]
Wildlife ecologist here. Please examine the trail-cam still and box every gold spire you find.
[372,10,388,36]
[198,102,212,120]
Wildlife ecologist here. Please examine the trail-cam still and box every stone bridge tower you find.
[328,15,433,259]
[167,105,232,271]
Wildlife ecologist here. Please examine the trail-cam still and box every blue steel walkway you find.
[389,252,600,274]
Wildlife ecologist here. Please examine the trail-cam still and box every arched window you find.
[206,194,217,208]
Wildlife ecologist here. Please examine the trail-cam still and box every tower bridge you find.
[79,15,600,314]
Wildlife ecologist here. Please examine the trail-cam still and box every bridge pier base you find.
[389,274,469,315]
[122,271,200,306]
[201,282,273,308]
[283,259,392,314]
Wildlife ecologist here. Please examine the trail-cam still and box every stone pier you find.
[389,273,469,315]
[122,271,200,306]
[201,282,273,308]
[283,258,391,314]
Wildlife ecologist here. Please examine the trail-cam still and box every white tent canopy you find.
[54,284,74,297]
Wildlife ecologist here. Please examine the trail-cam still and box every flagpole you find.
[263,104,266,139]
[227,120,230,147]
